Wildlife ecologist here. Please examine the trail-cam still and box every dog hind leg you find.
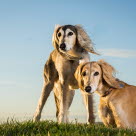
[33,82,54,122]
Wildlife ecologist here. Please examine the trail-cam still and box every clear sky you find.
[0,0,136,122]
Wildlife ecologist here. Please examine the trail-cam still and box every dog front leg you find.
[99,99,116,127]
[65,90,75,123]
[57,82,69,123]
[33,82,54,122]
[82,92,95,124]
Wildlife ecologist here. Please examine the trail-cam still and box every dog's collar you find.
[102,87,113,97]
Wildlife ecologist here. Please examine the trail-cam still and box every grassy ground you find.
[0,120,135,136]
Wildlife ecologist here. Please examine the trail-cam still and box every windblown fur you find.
[33,24,98,123]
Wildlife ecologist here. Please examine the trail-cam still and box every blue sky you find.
[0,0,136,122]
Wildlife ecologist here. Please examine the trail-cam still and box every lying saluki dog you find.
[33,24,98,123]
[75,60,136,129]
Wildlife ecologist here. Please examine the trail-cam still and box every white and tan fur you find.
[33,25,98,123]
[75,60,136,129]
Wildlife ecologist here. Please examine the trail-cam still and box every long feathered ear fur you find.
[98,60,120,88]
[75,25,99,55]
[52,24,61,49]
[74,63,85,90]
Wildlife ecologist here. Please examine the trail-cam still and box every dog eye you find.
[58,32,61,37]
[94,72,99,76]
[68,32,73,36]
[82,71,86,76]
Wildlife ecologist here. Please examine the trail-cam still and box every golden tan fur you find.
[33,24,98,123]
[75,60,136,129]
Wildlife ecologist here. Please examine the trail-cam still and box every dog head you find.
[52,24,98,60]
[75,60,121,95]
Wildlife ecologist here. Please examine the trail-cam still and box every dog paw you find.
[33,115,41,122]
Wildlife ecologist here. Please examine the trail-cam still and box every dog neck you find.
[97,79,126,98]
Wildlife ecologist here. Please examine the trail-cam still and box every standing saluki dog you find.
[33,25,98,123]
[75,60,136,129]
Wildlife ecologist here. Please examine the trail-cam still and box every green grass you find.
[0,120,135,136]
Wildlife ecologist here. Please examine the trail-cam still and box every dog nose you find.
[85,86,92,92]
[60,43,66,50]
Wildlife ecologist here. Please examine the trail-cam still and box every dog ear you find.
[98,60,120,88]
[74,63,84,90]
[75,25,99,55]
[52,24,61,49]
